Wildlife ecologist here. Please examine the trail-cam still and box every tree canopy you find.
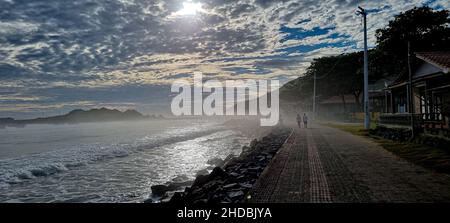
[374,6,450,77]
[280,6,450,109]
[281,52,364,108]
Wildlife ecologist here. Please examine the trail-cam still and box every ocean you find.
[0,119,251,203]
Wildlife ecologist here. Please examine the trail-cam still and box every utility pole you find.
[358,6,370,129]
[407,41,415,138]
[313,73,316,120]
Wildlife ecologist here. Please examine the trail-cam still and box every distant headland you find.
[0,108,164,127]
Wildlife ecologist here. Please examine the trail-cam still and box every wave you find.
[0,126,225,185]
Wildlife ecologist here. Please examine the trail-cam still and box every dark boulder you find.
[195,168,209,177]
[167,181,193,191]
[223,183,238,189]
[151,185,170,197]
[192,174,210,188]
[222,154,236,167]
[192,167,228,188]
[209,167,229,179]
[227,190,244,199]
[169,192,184,203]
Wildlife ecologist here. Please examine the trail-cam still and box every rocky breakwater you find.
[166,127,292,204]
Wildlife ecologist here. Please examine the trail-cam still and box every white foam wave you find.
[0,127,223,184]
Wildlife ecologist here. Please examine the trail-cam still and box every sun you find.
[175,1,204,16]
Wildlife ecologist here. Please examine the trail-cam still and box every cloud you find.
[0,0,445,117]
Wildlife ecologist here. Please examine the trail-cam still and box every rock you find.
[172,174,189,183]
[151,180,193,199]
[257,156,266,162]
[167,181,193,191]
[223,183,238,189]
[239,183,253,189]
[169,192,184,203]
[193,199,208,204]
[202,180,222,191]
[209,167,228,179]
[222,154,237,167]
[151,185,170,197]
[192,187,205,196]
[190,191,208,201]
[208,194,225,203]
[242,145,251,153]
[160,196,172,203]
[247,166,260,171]
[236,175,247,182]
[195,168,209,177]
[143,198,154,203]
[207,157,224,167]
[227,163,242,172]
[227,190,244,199]
[250,139,258,148]
[192,174,210,188]
[229,172,240,177]
[224,177,238,184]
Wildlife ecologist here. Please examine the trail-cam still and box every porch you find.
[379,113,450,138]
[379,52,450,138]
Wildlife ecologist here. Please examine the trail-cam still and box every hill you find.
[0,108,150,127]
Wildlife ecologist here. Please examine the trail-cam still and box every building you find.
[380,52,450,137]
[315,76,394,122]
[317,94,360,121]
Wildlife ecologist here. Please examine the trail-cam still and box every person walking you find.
[296,113,302,128]
[303,113,308,129]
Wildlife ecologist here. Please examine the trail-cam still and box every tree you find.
[280,6,450,111]
[374,6,450,77]
[279,52,365,112]
[308,52,364,110]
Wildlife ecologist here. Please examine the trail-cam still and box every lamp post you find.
[313,73,316,120]
[407,41,415,138]
[358,6,370,129]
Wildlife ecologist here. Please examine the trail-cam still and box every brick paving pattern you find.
[250,124,450,203]
[306,131,332,203]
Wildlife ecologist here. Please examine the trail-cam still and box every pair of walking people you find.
[296,113,308,129]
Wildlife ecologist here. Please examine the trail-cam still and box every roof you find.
[320,95,359,104]
[415,52,450,73]
[388,78,408,89]
[369,77,397,91]
[388,52,450,89]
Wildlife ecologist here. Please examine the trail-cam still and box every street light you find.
[313,73,316,120]
[357,6,370,129]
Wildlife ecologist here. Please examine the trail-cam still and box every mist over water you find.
[0,119,251,202]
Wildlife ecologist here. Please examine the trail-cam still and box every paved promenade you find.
[250,124,450,203]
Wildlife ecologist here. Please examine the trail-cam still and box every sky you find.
[0,0,448,119]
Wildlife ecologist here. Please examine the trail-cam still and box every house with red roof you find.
[380,52,450,137]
